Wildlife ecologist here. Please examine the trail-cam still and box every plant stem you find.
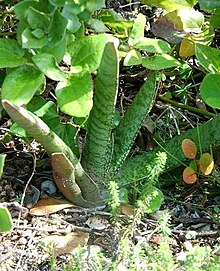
[158,95,216,118]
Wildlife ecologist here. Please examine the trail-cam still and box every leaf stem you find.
[158,95,216,118]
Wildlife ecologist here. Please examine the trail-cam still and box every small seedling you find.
[181,138,214,184]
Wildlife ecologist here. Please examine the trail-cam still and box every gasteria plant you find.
[3,41,220,210]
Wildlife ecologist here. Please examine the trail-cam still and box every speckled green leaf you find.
[81,42,119,181]
[110,74,156,174]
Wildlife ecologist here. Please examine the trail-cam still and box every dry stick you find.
[16,152,36,227]
[158,95,216,118]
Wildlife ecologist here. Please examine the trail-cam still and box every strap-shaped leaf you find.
[2,100,101,205]
[117,114,220,185]
[110,74,156,174]
[81,42,119,181]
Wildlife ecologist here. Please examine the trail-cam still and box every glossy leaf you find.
[196,44,220,74]
[200,74,220,109]
[128,13,146,46]
[140,0,196,11]
[0,206,13,232]
[27,6,50,30]
[179,38,195,57]
[56,71,93,117]
[68,33,118,73]
[32,53,66,81]
[2,66,45,106]
[123,49,142,66]
[181,138,197,159]
[183,167,197,184]
[135,37,171,54]
[199,153,214,175]
[22,28,47,49]
[210,10,220,28]
[142,54,181,70]
[0,39,26,68]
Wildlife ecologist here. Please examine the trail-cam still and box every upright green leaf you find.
[56,71,93,117]
[110,75,156,174]
[135,38,171,54]
[0,154,6,179]
[2,66,45,106]
[0,39,26,68]
[81,42,119,181]
[128,13,146,46]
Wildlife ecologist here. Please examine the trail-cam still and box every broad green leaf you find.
[135,37,171,54]
[0,154,6,179]
[137,185,164,214]
[196,44,220,73]
[56,71,93,117]
[165,9,204,31]
[48,9,67,47]
[0,39,26,68]
[128,13,146,46]
[89,19,110,33]
[123,49,142,66]
[86,0,105,12]
[0,206,13,232]
[32,29,45,39]
[32,53,66,81]
[142,54,181,70]
[200,74,220,109]
[210,10,220,28]
[68,33,118,73]
[22,27,47,48]
[14,0,54,19]
[81,42,119,181]
[140,0,196,11]
[110,75,156,173]
[62,4,81,33]
[27,7,50,30]
[54,124,77,151]
[42,36,66,63]
[198,0,220,10]
[49,0,65,6]
[98,9,133,35]
[2,66,45,106]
